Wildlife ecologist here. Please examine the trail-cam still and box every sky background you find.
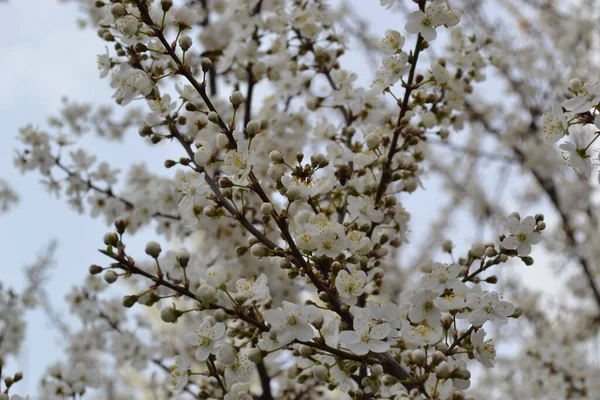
[0,0,562,396]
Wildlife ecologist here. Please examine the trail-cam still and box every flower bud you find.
[246,120,261,136]
[115,217,129,234]
[104,270,118,284]
[197,284,217,302]
[161,0,173,11]
[260,202,274,215]
[452,366,471,380]
[217,344,237,365]
[299,345,313,357]
[110,3,126,18]
[268,164,284,180]
[201,57,213,72]
[411,349,426,366]
[251,243,269,258]
[179,34,193,51]
[521,256,534,266]
[13,372,23,382]
[89,264,104,275]
[229,91,245,107]
[285,187,302,201]
[103,232,119,246]
[442,239,453,253]
[208,111,219,123]
[484,246,497,257]
[247,348,263,364]
[470,243,486,258]
[371,364,384,377]
[176,249,190,268]
[122,295,138,308]
[435,361,451,379]
[269,150,284,163]
[568,78,583,92]
[145,241,162,258]
[313,365,328,381]
[365,133,381,149]
[160,307,179,323]
[217,133,230,147]
[510,305,523,318]
[214,308,228,322]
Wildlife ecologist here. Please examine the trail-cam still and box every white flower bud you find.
[234,291,250,303]
[247,348,263,363]
[179,34,193,51]
[371,364,384,377]
[568,78,583,92]
[246,120,261,136]
[252,61,266,78]
[201,57,213,72]
[176,249,190,267]
[435,361,451,379]
[268,163,285,180]
[160,307,178,323]
[229,91,245,107]
[313,365,328,381]
[0,393,8,400]
[208,111,219,123]
[269,150,284,163]
[442,239,453,253]
[260,202,274,215]
[470,243,486,258]
[411,349,426,366]
[285,187,302,201]
[214,308,228,322]
[251,243,269,257]
[194,148,211,166]
[145,241,162,258]
[299,345,313,357]
[365,133,381,149]
[197,284,217,302]
[104,270,118,284]
[217,344,237,365]
[217,133,230,148]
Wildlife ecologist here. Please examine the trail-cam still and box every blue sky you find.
[0,0,561,395]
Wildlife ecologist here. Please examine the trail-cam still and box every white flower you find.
[559,128,592,177]
[433,282,469,312]
[405,10,438,41]
[335,270,367,305]
[347,196,384,224]
[322,315,341,348]
[378,29,405,54]
[263,301,319,344]
[401,322,443,346]
[330,364,356,392]
[115,15,140,37]
[471,329,496,368]
[224,352,253,384]
[500,215,541,256]
[183,320,226,361]
[408,290,441,326]
[170,356,190,391]
[235,274,270,306]
[431,60,450,84]
[172,7,200,30]
[97,46,111,78]
[421,263,462,293]
[222,148,252,178]
[314,227,347,258]
[376,53,410,85]
[562,80,600,113]
[339,317,390,355]
[224,383,253,400]
[541,102,569,143]
[466,289,514,326]
[148,94,177,117]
